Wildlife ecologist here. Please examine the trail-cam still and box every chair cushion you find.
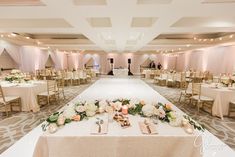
[38,91,56,96]
[191,95,213,101]
[0,96,20,104]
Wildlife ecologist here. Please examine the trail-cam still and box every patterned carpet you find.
[144,79,235,151]
[0,81,95,154]
[0,77,235,154]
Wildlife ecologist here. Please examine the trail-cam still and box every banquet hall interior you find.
[0,0,235,157]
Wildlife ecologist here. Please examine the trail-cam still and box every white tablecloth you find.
[188,83,235,119]
[113,69,128,77]
[33,79,202,157]
[143,69,153,79]
[1,81,47,112]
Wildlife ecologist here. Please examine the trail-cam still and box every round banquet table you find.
[0,81,47,112]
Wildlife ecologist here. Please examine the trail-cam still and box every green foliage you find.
[128,103,143,115]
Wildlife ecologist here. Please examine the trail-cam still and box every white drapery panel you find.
[67,53,79,70]
[50,50,67,70]
[20,46,50,72]
[82,53,100,70]
[0,40,21,65]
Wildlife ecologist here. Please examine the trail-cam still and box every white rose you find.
[112,101,122,111]
[75,105,86,113]
[63,106,76,119]
[85,103,97,117]
[57,114,65,126]
[142,104,155,117]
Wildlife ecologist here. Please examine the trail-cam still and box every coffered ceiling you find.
[0,0,235,53]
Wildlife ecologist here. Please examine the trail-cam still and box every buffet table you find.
[33,79,202,157]
[0,81,47,112]
[113,68,128,77]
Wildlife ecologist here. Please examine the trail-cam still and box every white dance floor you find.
[1,78,235,157]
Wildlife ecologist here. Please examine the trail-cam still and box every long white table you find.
[113,69,128,77]
[1,78,235,157]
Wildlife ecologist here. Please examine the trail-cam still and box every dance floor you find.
[1,78,235,157]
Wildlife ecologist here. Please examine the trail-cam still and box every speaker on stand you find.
[107,58,114,75]
[128,58,133,76]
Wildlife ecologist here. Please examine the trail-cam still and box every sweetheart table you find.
[33,79,202,157]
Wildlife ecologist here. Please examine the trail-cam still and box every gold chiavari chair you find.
[191,83,214,114]
[56,78,65,100]
[178,82,192,103]
[72,71,80,86]
[228,101,235,117]
[78,70,87,84]
[37,80,59,105]
[0,85,21,116]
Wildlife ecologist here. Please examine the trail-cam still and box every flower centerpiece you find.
[42,98,204,134]
[5,69,24,83]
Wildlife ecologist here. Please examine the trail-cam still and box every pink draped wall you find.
[176,45,235,75]
[0,40,21,66]
[3,39,235,75]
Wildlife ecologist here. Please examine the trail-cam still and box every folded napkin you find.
[91,122,108,135]
[138,122,158,135]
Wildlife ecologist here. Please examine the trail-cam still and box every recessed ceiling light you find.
[37,41,41,45]
[186,44,190,47]
[193,37,197,40]
[171,49,174,52]
[26,36,30,39]
[7,34,11,37]
[229,35,234,38]
[198,39,202,42]
[0,34,3,38]
[203,39,207,42]
[219,37,222,41]
[178,48,181,50]
[210,39,214,41]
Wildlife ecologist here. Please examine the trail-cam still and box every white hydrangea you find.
[111,101,122,111]
[142,104,155,117]
[63,106,76,119]
[85,102,98,117]
[75,105,86,113]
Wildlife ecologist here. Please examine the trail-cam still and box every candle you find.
[122,105,128,115]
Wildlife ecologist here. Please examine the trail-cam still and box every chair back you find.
[192,83,201,98]
[47,80,57,94]
[0,85,6,103]
[56,78,64,89]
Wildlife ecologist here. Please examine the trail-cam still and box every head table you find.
[0,81,47,112]
[33,78,202,157]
